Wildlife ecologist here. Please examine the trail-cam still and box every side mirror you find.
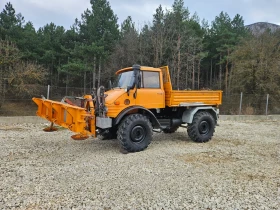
[126,85,131,96]
[108,80,112,90]
[136,73,141,89]
[132,64,141,89]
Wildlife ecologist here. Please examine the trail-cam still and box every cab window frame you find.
[140,71,161,89]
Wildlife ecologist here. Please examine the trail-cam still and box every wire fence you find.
[220,93,279,115]
[0,85,279,116]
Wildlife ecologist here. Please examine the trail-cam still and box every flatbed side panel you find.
[168,91,222,107]
[32,98,95,135]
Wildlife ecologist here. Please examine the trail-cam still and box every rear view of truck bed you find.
[166,90,222,107]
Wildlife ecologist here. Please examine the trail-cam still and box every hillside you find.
[246,22,280,35]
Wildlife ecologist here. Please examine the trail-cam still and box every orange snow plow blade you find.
[32,98,96,138]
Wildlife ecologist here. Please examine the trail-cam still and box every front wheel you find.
[117,114,153,152]
[187,111,215,143]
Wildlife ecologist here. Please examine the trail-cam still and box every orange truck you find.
[33,65,222,153]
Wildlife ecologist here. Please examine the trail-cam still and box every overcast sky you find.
[1,0,279,30]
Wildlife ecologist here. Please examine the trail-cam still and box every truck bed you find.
[166,90,222,107]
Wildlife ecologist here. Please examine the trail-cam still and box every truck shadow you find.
[51,130,194,155]
[152,131,192,143]
[71,131,193,154]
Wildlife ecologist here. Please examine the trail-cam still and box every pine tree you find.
[207,12,248,93]
[0,2,24,41]
[78,0,119,88]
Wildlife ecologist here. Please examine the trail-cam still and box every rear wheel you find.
[187,111,215,143]
[117,114,152,152]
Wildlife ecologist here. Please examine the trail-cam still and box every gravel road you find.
[0,120,279,209]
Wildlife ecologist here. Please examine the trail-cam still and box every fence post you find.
[265,94,269,116]
[239,92,243,115]
[47,85,50,99]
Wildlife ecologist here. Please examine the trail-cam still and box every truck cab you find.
[105,65,165,118]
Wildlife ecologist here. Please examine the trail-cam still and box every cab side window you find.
[142,71,160,88]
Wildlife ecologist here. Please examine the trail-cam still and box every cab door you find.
[136,71,165,109]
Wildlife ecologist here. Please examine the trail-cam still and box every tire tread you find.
[117,114,152,152]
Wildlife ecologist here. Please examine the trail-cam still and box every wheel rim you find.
[130,125,146,143]
[199,120,210,135]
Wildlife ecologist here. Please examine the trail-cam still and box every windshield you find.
[114,71,134,88]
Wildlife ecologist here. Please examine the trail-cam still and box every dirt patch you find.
[0,101,37,116]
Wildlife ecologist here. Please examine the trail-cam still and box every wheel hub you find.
[131,125,146,142]
[199,121,210,135]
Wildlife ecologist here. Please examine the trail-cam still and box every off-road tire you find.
[117,114,153,152]
[163,126,179,133]
[187,111,215,143]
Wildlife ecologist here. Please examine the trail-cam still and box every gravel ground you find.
[0,120,279,209]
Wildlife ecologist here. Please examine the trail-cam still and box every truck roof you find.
[116,66,161,75]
